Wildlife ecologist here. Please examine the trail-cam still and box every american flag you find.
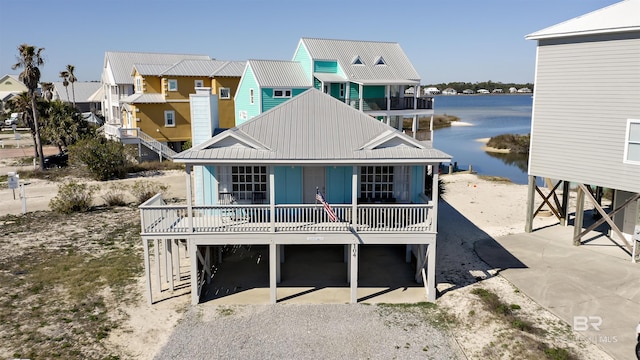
[316,189,338,222]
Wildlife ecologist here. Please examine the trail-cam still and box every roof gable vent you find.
[360,130,425,150]
[352,56,364,65]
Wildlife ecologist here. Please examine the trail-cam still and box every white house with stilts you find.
[525,0,640,259]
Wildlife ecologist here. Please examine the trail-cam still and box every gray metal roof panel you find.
[121,93,166,104]
[526,0,640,40]
[300,38,422,83]
[313,73,347,83]
[175,89,450,164]
[248,60,312,88]
[104,51,211,85]
[133,64,171,76]
[52,81,102,102]
[160,59,227,76]
[213,61,247,77]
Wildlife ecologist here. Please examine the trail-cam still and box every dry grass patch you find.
[0,207,142,359]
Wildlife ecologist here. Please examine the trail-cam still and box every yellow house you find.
[0,74,28,113]
[121,60,245,152]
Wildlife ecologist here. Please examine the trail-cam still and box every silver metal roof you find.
[526,0,640,40]
[52,81,102,102]
[104,51,211,85]
[175,89,450,165]
[160,59,228,76]
[248,60,312,88]
[121,93,166,104]
[213,61,246,77]
[133,60,246,78]
[300,38,421,84]
[132,64,172,76]
[314,73,347,83]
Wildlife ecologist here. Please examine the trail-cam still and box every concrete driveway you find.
[477,225,640,360]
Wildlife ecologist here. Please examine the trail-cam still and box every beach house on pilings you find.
[140,89,451,304]
[524,0,640,258]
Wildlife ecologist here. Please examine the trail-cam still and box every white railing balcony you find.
[140,194,434,235]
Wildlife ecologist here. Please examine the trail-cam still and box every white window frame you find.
[624,119,640,164]
[218,165,268,203]
[360,166,394,201]
[250,88,254,104]
[135,77,143,93]
[168,79,178,92]
[219,87,231,99]
[273,89,292,98]
[194,80,204,88]
[374,56,386,66]
[164,110,176,127]
[352,56,364,65]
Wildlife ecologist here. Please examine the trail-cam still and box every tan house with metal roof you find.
[99,51,244,157]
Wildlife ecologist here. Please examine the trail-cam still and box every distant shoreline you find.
[476,137,510,153]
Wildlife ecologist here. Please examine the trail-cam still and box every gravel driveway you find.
[154,303,461,359]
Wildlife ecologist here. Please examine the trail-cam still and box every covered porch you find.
[140,162,441,305]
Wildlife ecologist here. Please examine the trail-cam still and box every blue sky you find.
[0,0,620,85]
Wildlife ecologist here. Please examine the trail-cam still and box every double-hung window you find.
[273,89,292,98]
[194,80,204,88]
[250,88,254,104]
[624,119,640,164]
[168,79,178,91]
[164,110,176,127]
[219,87,231,99]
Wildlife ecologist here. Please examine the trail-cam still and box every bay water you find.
[432,94,533,184]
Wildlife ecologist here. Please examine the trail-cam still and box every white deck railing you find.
[140,195,434,235]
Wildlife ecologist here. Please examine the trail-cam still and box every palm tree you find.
[7,92,39,157]
[41,100,89,152]
[41,82,54,101]
[12,44,45,170]
[66,64,77,107]
[59,70,70,102]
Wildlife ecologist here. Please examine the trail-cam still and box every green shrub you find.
[486,134,531,154]
[49,181,98,214]
[101,183,130,206]
[131,180,168,205]
[543,346,572,360]
[70,138,133,181]
[181,140,192,151]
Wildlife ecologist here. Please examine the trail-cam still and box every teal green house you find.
[234,60,311,125]
[235,38,434,139]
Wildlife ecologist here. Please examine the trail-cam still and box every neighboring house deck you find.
[141,89,450,305]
